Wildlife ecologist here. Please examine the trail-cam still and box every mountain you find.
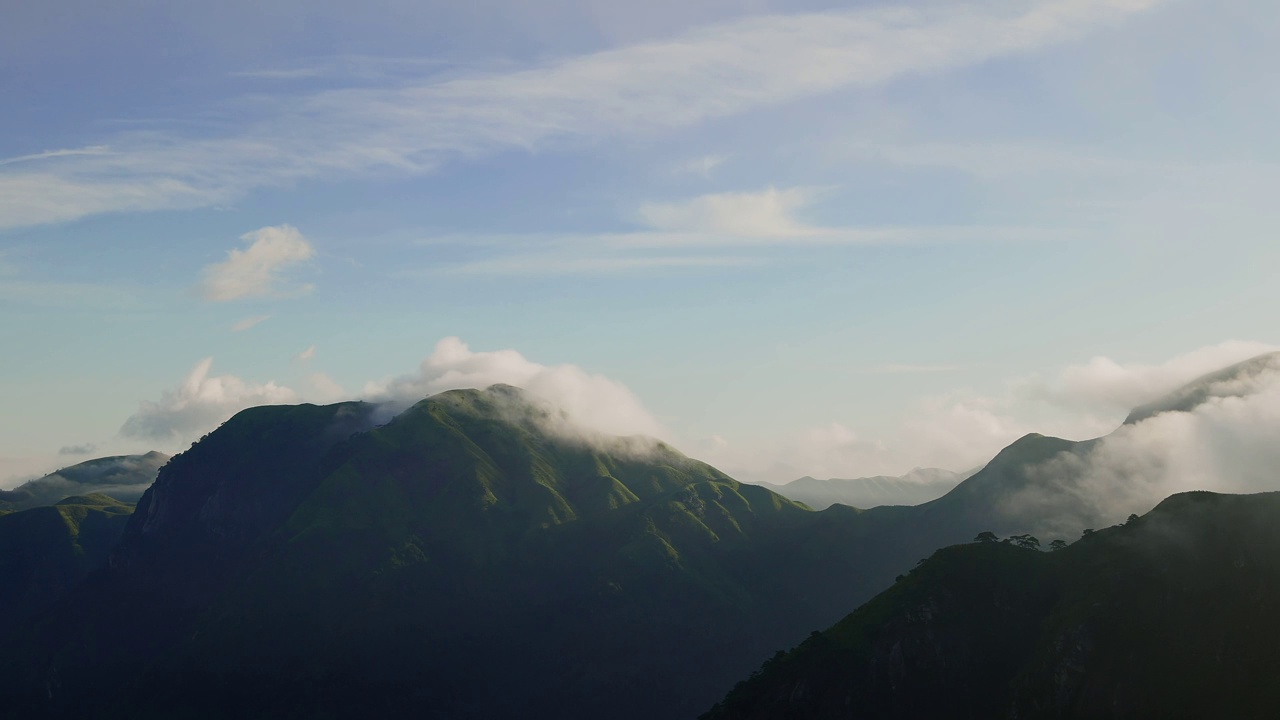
[0,494,134,634]
[3,355,1276,719]
[755,468,966,510]
[0,387,900,720]
[0,451,168,512]
[703,490,1280,720]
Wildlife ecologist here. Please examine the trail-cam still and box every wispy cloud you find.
[230,314,271,332]
[639,187,820,237]
[436,253,763,276]
[859,364,964,375]
[0,146,112,167]
[410,186,1070,275]
[0,0,1166,230]
[200,225,315,302]
[674,154,727,177]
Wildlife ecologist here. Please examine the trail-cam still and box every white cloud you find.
[0,145,111,167]
[1003,355,1280,536]
[699,341,1279,484]
[0,0,1166,229]
[364,336,665,439]
[1016,340,1277,415]
[675,154,727,177]
[294,345,317,363]
[639,187,819,238]
[200,225,315,302]
[120,358,298,443]
[231,314,270,332]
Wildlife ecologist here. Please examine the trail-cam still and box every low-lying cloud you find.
[708,341,1279,485]
[1002,351,1280,538]
[121,358,297,442]
[120,337,665,449]
[364,337,666,441]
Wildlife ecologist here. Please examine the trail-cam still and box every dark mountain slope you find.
[704,491,1280,720]
[0,494,134,634]
[2,387,884,720]
[0,451,168,512]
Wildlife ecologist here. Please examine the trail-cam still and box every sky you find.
[3,0,1279,487]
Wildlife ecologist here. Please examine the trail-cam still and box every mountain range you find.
[0,353,1277,718]
[0,451,168,514]
[753,467,967,510]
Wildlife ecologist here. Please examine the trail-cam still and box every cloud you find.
[57,443,97,456]
[675,154,727,177]
[0,0,1166,229]
[435,252,762,276]
[1017,340,1277,415]
[639,187,819,238]
[118,337,663,449]
[0,145,111,167]
[231,314,270,332]
[364,336,665,439]
[120,358,298,443]
[200,225,315,302]
[294,345,317,363]
[1002,354,1280,537]
[701,342,1279,484]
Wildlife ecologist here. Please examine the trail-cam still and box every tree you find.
[1009,534,1040,550]
[1081,528,1095,537]
[1048,539,1068,552]
[974,531,999,543]
[1125,513,1140,526]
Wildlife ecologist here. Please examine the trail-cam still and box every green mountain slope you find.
[3,387,877,720]
[0,451,168,512]
[704,490,1280,720]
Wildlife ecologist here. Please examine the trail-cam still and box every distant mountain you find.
[0,451,168,512]
[0,494,134,634]
[703,490,1280,720]
[755,468,966,510]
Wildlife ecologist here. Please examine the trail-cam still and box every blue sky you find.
[3,0,1278,485]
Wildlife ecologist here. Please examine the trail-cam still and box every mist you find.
[1001,352,1280,539]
